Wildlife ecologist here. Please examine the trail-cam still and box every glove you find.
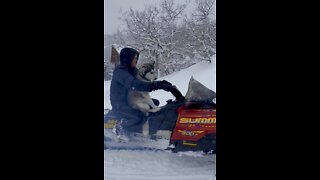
[169,86,184,101]
[161,80,172,86]
[151,81,172,91]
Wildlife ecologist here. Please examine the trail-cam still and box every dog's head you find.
[138,61,157,82]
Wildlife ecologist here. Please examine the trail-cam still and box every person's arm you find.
[113,68,152,92]
[113,68,174,92]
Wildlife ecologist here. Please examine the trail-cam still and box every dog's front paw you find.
[150,107,161,113]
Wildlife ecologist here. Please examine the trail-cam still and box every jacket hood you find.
[119,47,139,67]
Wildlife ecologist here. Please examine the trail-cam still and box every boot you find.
[112,119,130,142]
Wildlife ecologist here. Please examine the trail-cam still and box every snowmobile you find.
[104,77,216,153]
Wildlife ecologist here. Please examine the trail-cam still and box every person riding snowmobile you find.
[109,47,183,141]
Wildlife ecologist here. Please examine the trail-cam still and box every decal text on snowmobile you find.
[179,117,216,124]
[178,130,204,136]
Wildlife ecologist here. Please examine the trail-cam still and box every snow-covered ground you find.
[104,56,216,180]
[105,150,216,180]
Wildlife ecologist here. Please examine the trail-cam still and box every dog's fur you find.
[128,62,161,136]
[128,62,161,115]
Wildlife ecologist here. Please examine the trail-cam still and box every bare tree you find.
[185,0,216,62]
[108,0,216,78]
[119,0,188,77]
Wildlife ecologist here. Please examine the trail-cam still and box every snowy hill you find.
[104,56,216,180]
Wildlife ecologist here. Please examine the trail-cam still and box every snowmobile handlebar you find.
[169,86,184,102]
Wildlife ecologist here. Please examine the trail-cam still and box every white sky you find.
[104,0,196,35]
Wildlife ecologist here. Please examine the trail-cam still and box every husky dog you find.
[128,61,161,115]
[128,61,161,136]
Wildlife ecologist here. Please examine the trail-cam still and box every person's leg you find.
[115,107,146,133]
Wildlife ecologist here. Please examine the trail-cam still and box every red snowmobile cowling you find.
[170,102,216,153]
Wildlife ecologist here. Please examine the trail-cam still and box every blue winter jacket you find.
[110,48,153,112]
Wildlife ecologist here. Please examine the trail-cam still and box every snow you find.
[150,57,216,106]
[104,56,216,180]
[105,150,215,180]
